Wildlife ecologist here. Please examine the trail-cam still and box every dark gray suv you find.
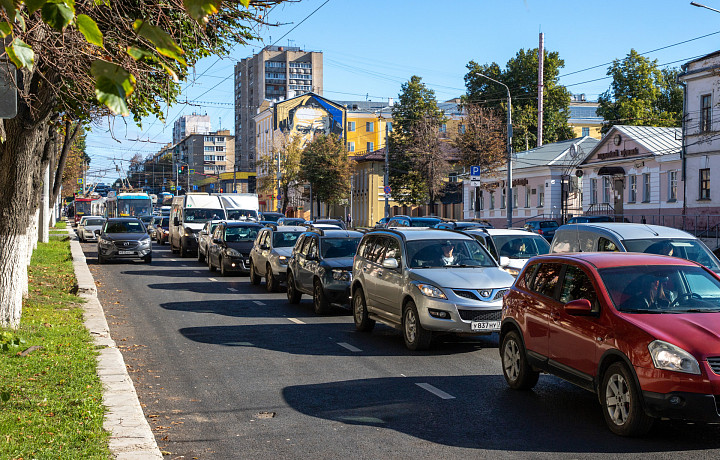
[97,218,152,264]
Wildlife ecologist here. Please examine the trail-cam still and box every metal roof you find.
[612,125,681,156]
[496,137,600,172]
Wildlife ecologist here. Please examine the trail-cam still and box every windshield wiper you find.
[673,308,720,313]
[618,308,661,314]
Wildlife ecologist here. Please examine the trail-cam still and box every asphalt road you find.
[82,240,720,459]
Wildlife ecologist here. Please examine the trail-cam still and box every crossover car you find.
[206,221,262,276]
[462,228,550,277]
[77,216,105,242]
[249,225,306,292]
[351,228,515,350]
[260,212,285,222]
[310,219,346,230]
[197,220,223,263]
[277,217,307,227]
[566,215,614,224]
[434,221,490,230]
[97,218,152,264]
[286,228,363,314]
[152,216,170,245]
[523,220,559,241]
[386,215,442,228]
[501,252,720,436]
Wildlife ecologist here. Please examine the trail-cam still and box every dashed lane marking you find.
[416,383,455,400]
[338,342,362,352]
[253,300,266,306]
[208,278,218,282]
[195,271,203,274]
[228,288,238,292]
[288,318,305,324]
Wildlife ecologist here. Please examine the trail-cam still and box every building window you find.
[602,177,612,203]
[525,186,530,208]
[700,168,711,200]
[459,124,466,134]
[590,179,597,204]
[439,124,447,133]
[215,137,224,142]
[348,121,355,132]
[215,146,225,152]
[538,191,545,207]
[643,173,651,202]
[628,175,636,203]
[501,188,506,209]
[366,122,374,132]
[204,155,214,162]
[386,122,393,132]
[489,191,495,210]
[668,171,678,201]
[366,142,374,152]
[582,127,590,137]
[701,94,712,133]
[204,136,213,142]
[512,188,518,208]
[478,190,484,210]
[204,146,214,152]
[347,142,355,152]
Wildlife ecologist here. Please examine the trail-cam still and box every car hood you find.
[409,267,514,289]
[621,313,720,357]
[274,247,293,258]
[103,233,149,241]
[184,223,204,232]
[227,241,254,254]
[321,257,354,269]
[502,258,529,270]
[83,224,103,231]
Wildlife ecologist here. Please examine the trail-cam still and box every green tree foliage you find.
[597,49,683,132]
[454,104,506,173]
[388,75,448,207]
[256,131,303,214]
[300,134,351,214]
[464,48,574,152]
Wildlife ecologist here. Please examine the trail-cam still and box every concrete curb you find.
[66,226,163,459]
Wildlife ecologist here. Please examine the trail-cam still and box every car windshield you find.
[622,238,720,272]
[85,218,105,226]
[138,215,153,224]
[273,231,303,248]
[320,237,360,259]
[599,265,720,313]
[494,235,550,259]
[410,218,441,227]
[281,219,305,225]
[185,208,225,223]
[406,239,497,268]
[158,217,169,227]
[539,221,559,228]
[224,226,260,242]
[105,221,145,233]
[262,213,283,222]
[227,209,258,220]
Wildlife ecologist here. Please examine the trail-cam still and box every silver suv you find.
[249,226,306,291]
[351,228,515,350]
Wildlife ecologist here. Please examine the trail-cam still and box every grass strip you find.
[0,235,110,459]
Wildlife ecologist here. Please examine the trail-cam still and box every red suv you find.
[500,252,720,436]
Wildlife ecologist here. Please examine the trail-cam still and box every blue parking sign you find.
[470,166,481,177]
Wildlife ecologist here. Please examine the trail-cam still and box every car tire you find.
[220,257,230,276]
[249,260,261,285]
[403,301,431,350]
[600,362,654,436]
[180,242,188,258]
[353,288,375,332]
[500,330,539,390]
[197,246,205,263]
[266,264,277,292]
[313,279,330,315]
[208,254,216,272]
[143,254,152,264]
[98,254,105,264]
[286,271,302,304]
[171,240,179,254]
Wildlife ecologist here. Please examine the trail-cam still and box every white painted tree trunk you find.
[0,233,27,329]
[40,164,49,243]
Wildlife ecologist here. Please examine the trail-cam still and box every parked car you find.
[523,220,560,241]
[501,252,720,436]
[350,228,515,350]
[249,225,306,292]
[566,215,614,224]
[260,212,285,222]
[434,221,489,230]
[550,223,720,273]
[286,228,363,314]
[197,220,223,263]
[97,218,152,264]
[374,217,390,228]
[277,217,307,227]
[206,221,263,276]
[462,228,551,277]
[386,215,442,228]
[77,216,105,242]
[311,219,346,230]
[152,216,170,245]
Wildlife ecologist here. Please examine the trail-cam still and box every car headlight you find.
[225,248,242,257]
[278,255,288,265]
[332,269,351,281]
[417,283,447,299]
[184,228,196,238]
[648,340,701,375]
[503,267,520,277]
[138,238,151,247]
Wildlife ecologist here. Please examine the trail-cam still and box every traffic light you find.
[178,165,187,174]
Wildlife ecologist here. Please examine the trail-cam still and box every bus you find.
[105,191,153,218]
[72,194,101,225]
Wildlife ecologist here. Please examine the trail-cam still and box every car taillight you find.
[537,228,543,235]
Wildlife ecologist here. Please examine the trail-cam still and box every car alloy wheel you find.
[286,272,301,304]
[600,362,654,436]
[249,260,261,285]
[197,246,205,263]
[353,289,374,332]
[403,301,431,350]
[606,373,630,426]
[266,265,276,292]
[500,331,538,390]
[313,280,329,315]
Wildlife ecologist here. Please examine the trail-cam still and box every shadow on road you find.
[282,375,720,453]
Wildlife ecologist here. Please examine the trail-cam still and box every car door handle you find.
[362,266,369,272]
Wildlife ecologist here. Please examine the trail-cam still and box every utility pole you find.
[276,147,282,213]
[82,160,86,194]
[537,32,544,147]
[384,120,390,218]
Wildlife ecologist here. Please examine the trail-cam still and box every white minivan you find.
[169,194,226,257]
[550,223,720,273]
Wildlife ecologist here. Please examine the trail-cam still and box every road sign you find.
[470,166,481,177]
[470,165,481,187]
[189,169,195,174]
[193,185,198,191]
[383,186,391,194]
[77,178,83,184]
[470,180,482,187]
[170,186,175,191]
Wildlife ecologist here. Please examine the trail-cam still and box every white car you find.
[461,228,551,277]
[77,216,106,242]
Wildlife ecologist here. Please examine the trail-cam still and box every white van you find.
[169,194,226,257]
[550,223,720,273]
[217,193,260,221]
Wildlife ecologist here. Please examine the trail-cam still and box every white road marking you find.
[208,278,218,282]
[338,342,362,352]
[169,259,178,262]
[194,271,203,274]
[288,318,305,324]
[253,300,265,306]
[181,264,188,267]
[416,383,455,400]
[228,288,238,292]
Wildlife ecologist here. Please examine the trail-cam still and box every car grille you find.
[454,290,479,301]
[493,289,509,301]
[453,288,508,301]
[707,357,720,375]
[113,240,139,250]
[457,309,502,322]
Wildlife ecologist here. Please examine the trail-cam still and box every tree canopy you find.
[597,49,683,132]
[256,131,302,214]
[299,134,351,209]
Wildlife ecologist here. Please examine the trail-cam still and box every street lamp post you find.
[384,121,390,218]
[476,73,513,228]
[691,1,720,13]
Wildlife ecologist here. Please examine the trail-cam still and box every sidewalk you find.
[67,226,163,459]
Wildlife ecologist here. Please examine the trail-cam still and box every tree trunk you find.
[40,164,50,243]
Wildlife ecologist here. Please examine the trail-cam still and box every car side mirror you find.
[564,299,593,316]
[382,257,399,269]
[499,256,510,267]
[173,217,179,226]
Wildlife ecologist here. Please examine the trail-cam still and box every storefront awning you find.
[597,166,626,176]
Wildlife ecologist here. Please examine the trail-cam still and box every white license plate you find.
[471,320,500,331]
[118,250,135,255]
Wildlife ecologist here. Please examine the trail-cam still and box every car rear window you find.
[273,231,303,248]
[321,237,360,259]
[540,221,559,228]
[86,219,104,226]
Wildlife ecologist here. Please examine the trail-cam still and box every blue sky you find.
[85,0,720,183]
